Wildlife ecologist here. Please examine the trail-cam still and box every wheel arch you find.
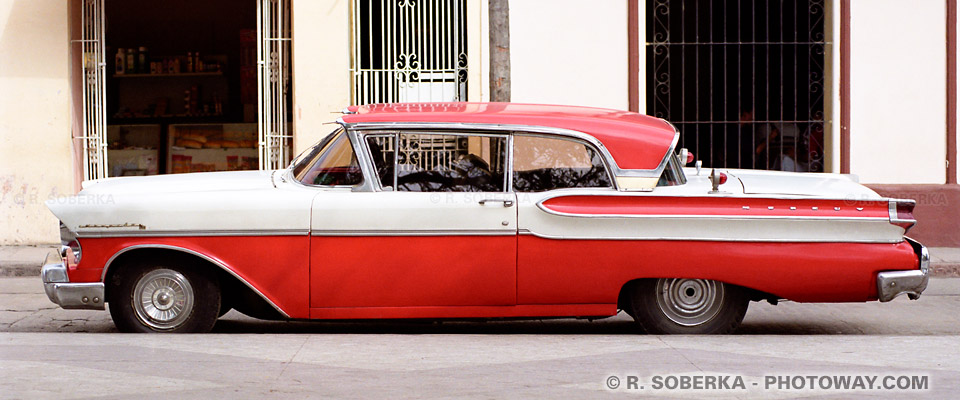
[101,244,290,318]
[616,277,778,312]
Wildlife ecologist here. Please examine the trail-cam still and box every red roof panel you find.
[341,102,677,170]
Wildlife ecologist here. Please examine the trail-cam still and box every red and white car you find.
[42,103,929,334]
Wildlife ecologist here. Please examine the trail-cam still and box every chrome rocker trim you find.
[41,262,105,310]
[876,238,930,302]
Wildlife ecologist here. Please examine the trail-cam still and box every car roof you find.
[341,102,678,171]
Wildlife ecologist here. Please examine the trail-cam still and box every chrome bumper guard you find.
[876,238,930,302]
[41,262,105,310]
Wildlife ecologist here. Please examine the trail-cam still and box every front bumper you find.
[41,262,104,310]
[876,238,930,302]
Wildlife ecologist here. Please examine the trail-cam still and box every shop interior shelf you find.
[113,72,224,78]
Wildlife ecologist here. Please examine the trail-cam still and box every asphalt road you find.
[2,277,959,399]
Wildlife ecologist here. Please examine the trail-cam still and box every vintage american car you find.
[42,102,929,334]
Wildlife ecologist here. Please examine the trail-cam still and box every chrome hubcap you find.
[655,278,724,326]
[133,269,194,330]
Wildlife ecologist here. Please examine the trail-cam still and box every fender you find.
[101,243,292,318]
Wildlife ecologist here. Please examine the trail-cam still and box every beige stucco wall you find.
[0,0,73,245]
[290,0,351,154]
[291,0,486,154]
[849,0,946,184]
[508,0,629,110]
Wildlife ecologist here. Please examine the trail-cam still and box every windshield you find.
[291,128,364,186]
[289,127,343,172]
[657,152,687,186]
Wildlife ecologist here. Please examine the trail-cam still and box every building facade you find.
[1,0,958,246]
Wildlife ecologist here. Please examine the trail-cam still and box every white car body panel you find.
[48,171,317,236]
[48,167,902,244]
[310,191,517,234]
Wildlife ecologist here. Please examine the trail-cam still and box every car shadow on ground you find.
[205,311,894,335]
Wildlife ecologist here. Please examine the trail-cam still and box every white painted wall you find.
[0,0,73,244]
[849,0,946,184]
[508,0,629,110]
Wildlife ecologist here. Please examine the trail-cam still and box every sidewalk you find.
[0,245,58,277]
[1,244,959,277]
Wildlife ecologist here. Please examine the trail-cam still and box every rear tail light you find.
[888,199,917,233]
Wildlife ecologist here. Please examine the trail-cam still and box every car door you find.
[309,130,517,308]
[512,134,620,305]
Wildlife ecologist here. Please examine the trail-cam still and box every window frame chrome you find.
[288,128,368,190]
[340,120,680,192]
[510,132,618,192]
[354,128,512,193]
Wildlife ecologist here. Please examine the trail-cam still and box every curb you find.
[0,263,43,277]
[931,263,960,278]
[3,262,960,278]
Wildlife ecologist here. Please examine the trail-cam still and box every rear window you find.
[512,135,612,192]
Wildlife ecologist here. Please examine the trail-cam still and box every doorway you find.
[72,0,292,179]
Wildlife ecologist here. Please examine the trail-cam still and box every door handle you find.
[479,199,515,207]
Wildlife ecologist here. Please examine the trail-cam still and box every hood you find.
[727,169,881,199]
[76,170,278,196]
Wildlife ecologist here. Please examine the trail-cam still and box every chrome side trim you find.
[311,229,517,237]
[529,188,894,204]
[534,196,889,222]
[536,212,889,222]
[517,229,903,243]
[76,229,310,238]
[100,244,290,318]
[339,121,677,180]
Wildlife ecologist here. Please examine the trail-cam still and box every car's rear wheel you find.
[628,278,748,334]
[108,262,220,333]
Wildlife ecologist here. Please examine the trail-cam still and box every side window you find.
[512,135,613,192]
[292,131,364,186]
[366,135,396,190]
[367,132,507,192]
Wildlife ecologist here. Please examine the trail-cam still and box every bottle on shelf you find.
[125,48,136,74]
[138,47,148,74]
[115,49,125,75]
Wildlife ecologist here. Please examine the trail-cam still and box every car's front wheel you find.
[108,262,220,333]
[628,278,748,334]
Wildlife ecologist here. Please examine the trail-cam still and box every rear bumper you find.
[41,262,105,310]
[876,238,930,302]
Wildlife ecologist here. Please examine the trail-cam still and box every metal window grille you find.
[351,0,468,105]
[258,0,293,170]
[76,0,108,180]
[370,134,505,172]
[647,0,827,172]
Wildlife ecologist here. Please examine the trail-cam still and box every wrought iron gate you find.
[76,0,108,181]
[351,0,468,105]
[258,0,293,170]
[647,0,827,172]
